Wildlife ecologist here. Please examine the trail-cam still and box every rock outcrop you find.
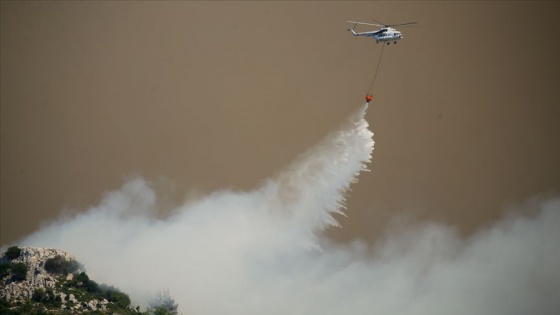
[0,246,124,313]
[1,247,76,303]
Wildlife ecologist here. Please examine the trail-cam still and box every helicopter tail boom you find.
[347,22,358,35]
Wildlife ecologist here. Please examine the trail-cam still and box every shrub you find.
[147,290,178,315]
[150,306,178,315]
[75,271,90,283]
[44,255,81,275]
[0,262,10,279]
[15,301,34,314]
[36,307,49,315]
[85,278,100,293]
[5,246,22,260]
[32,288,47,302]
[103,288,131,309]
[10,262,27,281]
[32,288,61,308]
[72,272,100,293]
[0,298,10,314]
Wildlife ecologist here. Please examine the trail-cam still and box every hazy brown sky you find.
[2,1,559,246]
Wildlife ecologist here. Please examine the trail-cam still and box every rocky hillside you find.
[0,246,140,314]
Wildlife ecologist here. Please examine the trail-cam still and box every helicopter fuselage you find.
[347,20,417,45]
[350,27,403,44]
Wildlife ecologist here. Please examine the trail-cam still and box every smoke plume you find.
[22,105,559,314]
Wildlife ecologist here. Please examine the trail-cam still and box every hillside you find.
[0,246,175,314]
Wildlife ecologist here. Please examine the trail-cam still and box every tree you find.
[44,255,81,275]
[5,246,22,260]
[0,298,10,314]
[32,288,47,302]
[0,262,10,279]
[71,272,100,293]
[146,289,178,315]
[10,262,27,281]
[32,288,61,308]
[102,286,131,309]
[151,307,177,315]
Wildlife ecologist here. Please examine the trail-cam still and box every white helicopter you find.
[347,19,418,45]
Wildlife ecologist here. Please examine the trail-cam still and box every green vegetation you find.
[0,262,10,279]
[44,255,82,275]
[0,298,10,314]
[150,307,179,315]
[102,285,132,309]
[10,262,28,281]
[53,271,140,314]
[5,246,22,260]
[0,261,28,282]
[2,281,183,314]
[32,288,62,308]
[1,246,27,282]
[147,290,179,315]
[0,298,34,315]
[1,248,182,314]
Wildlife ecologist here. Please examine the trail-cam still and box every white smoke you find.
[22,104,560,314]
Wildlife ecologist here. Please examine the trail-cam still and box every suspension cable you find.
[367,44,385,94]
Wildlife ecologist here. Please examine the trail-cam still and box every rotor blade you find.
[371,18,387,26]
[347,21,385,27]
[388,22,419,27]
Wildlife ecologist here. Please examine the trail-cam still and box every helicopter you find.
[347,19,418,45]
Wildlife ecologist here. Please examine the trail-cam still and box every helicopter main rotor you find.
[371,18,418,28]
